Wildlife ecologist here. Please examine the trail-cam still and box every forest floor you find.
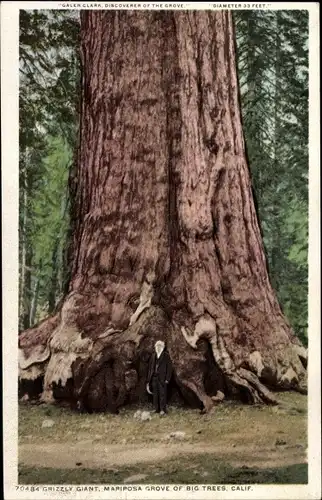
[18,391,307,485]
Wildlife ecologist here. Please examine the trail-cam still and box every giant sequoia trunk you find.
[19,11,307,412]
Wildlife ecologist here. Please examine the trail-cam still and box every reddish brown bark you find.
[19,11,307,412]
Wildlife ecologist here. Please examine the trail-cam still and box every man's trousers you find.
[151,375,167,413]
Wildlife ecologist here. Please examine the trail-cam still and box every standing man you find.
[146,340,173,416]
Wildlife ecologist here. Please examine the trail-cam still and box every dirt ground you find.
[18,391,307,483]
[19,441,306,470]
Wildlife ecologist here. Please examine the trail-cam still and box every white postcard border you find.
[1,2,320,499]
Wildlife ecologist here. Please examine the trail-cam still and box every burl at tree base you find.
[18,11,307,413]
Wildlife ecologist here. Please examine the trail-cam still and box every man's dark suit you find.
[147,350,173,413]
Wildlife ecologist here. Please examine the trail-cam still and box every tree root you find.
[18,304,307,412]
[19,314,60,383]
[237,368,278,404]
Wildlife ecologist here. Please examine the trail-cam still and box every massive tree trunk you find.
[48,239,60,314]
[19,10,307,412]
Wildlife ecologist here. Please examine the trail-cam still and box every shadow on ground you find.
[19,460,308,485]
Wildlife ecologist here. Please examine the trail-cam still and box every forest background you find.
[19,9,309,346]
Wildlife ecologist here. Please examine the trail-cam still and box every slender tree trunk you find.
[29,265,41,327]
[19,11,307,412]
[270,12,282,293]
[19,152,28,332]
[48,194,69,312]
[23,247,32,330]
[19,149,32,331]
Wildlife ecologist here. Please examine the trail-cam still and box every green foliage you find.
[30,136,72,320]
[19,10,80,147]
[235,10,309,345]
[19,10,79,328]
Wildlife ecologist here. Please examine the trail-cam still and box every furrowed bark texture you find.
[19,11,307,412]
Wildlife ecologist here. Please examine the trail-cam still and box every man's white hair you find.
[155,340,165,348]
[155,340,165,358]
